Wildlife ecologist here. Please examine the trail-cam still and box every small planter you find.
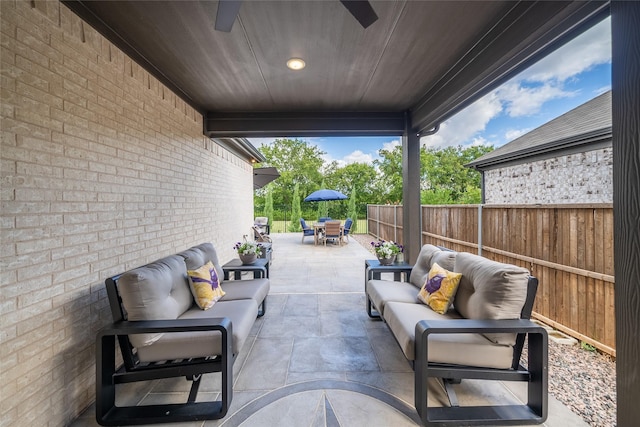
[239,253,257,265]
[377,255,396,266]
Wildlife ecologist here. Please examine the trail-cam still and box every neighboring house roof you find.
[467,90,612,170]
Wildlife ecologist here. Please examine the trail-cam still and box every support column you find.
[402,115,421,264]
[612,2,640,425]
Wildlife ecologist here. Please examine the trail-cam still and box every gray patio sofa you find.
[366,244,548,426]
[95,242,269,426]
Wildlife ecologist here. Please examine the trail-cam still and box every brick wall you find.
[0,1,254,425]
[484,147,613,204]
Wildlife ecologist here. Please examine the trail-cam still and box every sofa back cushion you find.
[178,243,225,285]
[409,244,457,288]
[117,255,193,347]
[453,252,530,344]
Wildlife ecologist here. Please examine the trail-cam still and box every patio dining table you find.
[313,222,344,245]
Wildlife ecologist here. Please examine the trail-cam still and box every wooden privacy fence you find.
[368,204,616,356]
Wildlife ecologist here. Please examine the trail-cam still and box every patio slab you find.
[70,232,587,426]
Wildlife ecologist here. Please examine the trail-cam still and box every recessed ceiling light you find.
[286,58,306,70]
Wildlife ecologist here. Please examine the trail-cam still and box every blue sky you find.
[251,18,611,167]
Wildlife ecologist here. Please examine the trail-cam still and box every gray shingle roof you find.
[467,90,612,170]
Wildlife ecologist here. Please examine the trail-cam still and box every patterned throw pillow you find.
[417,263,462,314]
[187,261,225,310]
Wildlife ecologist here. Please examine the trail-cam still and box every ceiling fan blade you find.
[339,0,378,29]
[215,0,242,32]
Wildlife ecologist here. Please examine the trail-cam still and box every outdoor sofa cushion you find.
[453,252,530,345]
[117,254,193,347]
[383,301,514,369]
[135,299,259,362]
[366,279,419,316]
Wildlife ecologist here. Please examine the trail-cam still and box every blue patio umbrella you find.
[304,189,348,202]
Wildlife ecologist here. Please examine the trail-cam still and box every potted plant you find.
[370,240,403,265]
[234,241,263,265]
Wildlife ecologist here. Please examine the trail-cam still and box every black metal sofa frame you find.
[415,276,548,426]
[365,251,548,426]
[96,274,234,425]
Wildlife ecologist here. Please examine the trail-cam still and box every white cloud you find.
[343,150,374,165]
[380,139,401,152]
[421,91,502,148]
[497,82,577,117]
[519,18,611,83]
[419,18,611,149]
[504,128,531,141]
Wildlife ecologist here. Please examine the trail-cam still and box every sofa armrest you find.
[96,318,234,424]
[414,318,548,426]
[97,317,233,382]
[415,318,547,380]
[98,317,232,336]
[416,318,545,335]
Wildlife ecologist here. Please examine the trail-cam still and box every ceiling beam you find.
[215,0,242,32]
[340,0,379,29]
[410,0,610,134]
[205,112,406,137]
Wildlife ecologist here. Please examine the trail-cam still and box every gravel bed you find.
[351,233,617,426]
[525,340,616,426]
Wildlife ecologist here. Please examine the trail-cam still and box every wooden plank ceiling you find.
[62,1,609,137]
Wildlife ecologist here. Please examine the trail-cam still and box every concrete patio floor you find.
[72,233,587,426]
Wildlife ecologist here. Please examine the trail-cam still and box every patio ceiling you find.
[63,1,609,137]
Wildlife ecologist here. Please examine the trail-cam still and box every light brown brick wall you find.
[0,2,254,425]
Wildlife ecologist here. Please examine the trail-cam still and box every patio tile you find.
[283,294,318,316]
[366,327,415,372]
[234,337,293,390]
[289,337,379,373]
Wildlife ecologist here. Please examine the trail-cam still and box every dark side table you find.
[222,258,269,280]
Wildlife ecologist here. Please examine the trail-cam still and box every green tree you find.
[422,145,493,203]
[347,187,358,233]
[373,146,404,204]
[263,188,273,228]
[259,138,325,210]
[316,180,329,220]
[288,183,302,232]
[325,162,378,215]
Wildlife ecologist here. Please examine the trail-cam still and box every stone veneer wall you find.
[0,1,254,425]
[484,147,613,204]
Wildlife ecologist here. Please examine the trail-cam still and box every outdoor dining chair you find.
[342,218,353,242]
[324,220,343,246]
[300,218,315,243]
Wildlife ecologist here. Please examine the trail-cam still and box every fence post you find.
[377,205,380,239]
[478,204,483,256]
[394,206,397,242]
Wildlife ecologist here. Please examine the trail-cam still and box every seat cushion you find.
[117,255,193,347]
[135,299,259,362]
[366,279,419,316]
[220,277,270,305]
[383,302,514,369]
[453,252,530,345]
